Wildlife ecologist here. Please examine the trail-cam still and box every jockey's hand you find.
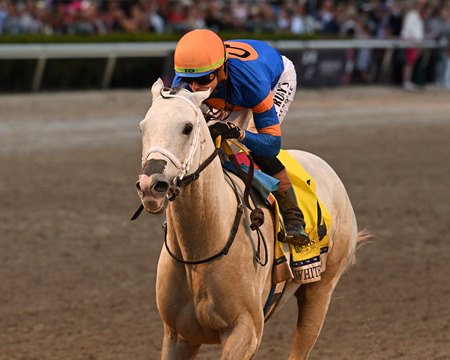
[208,122,243,141]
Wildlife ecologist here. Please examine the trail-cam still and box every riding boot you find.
[272,169,310,246]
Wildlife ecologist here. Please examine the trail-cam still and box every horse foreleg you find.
[220,314,263,360]
[161,326,200,360]
[288,281,336,360]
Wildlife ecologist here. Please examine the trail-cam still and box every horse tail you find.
[356,229,372,244]
[345,229,372,270]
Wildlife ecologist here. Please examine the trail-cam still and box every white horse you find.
[135,78,365,360]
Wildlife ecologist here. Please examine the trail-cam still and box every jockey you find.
[172,29,309,246]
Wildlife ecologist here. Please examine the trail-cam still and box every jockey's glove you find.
[208,122,243,141]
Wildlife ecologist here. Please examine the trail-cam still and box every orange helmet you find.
[174,29,227,78]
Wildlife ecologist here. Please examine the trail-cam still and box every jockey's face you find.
[188,75,219,93]
[183,65,226,93]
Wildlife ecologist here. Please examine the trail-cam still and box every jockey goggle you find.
[181,71,217,86]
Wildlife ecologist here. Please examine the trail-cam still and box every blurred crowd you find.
[0,0,449,39]
[1,0,450,88]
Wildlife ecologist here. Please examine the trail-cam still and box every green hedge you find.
[0,32,322,44]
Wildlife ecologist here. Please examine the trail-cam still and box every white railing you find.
[0,39,443,91]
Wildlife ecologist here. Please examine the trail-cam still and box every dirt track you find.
[1,86,449,360]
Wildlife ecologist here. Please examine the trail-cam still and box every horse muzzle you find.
[136,174,170,214]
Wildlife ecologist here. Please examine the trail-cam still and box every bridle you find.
[131,88,221,219]
[143,89,203,183]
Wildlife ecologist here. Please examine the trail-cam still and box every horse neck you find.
[166,157,237,257]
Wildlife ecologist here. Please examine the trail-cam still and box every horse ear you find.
[151,78,164,101]
[191,89,211,107]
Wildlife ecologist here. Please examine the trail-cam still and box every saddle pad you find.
[276,150,332,284]
[222,160,279,200]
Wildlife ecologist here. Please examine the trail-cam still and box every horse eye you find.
[183,123,194,135]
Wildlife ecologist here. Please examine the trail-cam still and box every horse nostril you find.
[152,181,169,194]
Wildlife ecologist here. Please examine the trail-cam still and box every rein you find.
[163,170,244,265]
[221,140,265,231]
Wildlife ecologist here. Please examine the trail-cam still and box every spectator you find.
[442,6,450,89]
[426,4,450,87]
[290,5,307,34]
[220,6,238,31]
[165,1,187,33]
[340,4,358,37]
[258,1,278,33]
[355,17,374,83]
[184,4,206,31]
[16,1,43,34]
[290,3,320,34]
[68,7,95,35]
[0,0,9,34]
[400,0,426,90]
[66,2,108,35]
[4,1,22,34]
[116,3,147,33]
[446,40,450,89]
[231,0,249,31]
[374,2,394,38]
[276,1,292,32]
[101,0,126,32]
[204,1,228,31]
[139,0,165,33]
[386,0,404,38]
[318,0,340,35]
[84,2,107,34]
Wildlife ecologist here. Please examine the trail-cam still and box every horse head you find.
[136,78,211,214]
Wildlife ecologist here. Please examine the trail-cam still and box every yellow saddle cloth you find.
[220,140,332,285]
[274,150,332,284]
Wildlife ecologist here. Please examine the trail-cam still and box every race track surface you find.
[1,86,449,360]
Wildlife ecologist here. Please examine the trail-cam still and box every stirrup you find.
[285,233,310,247]
[278,226,310,246]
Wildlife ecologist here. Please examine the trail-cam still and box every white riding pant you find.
[228,55,297,132]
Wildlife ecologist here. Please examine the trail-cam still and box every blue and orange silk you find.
[172,39,285,157]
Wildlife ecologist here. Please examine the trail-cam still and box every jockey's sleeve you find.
[241,106,282,157]
[241,131,281,157]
